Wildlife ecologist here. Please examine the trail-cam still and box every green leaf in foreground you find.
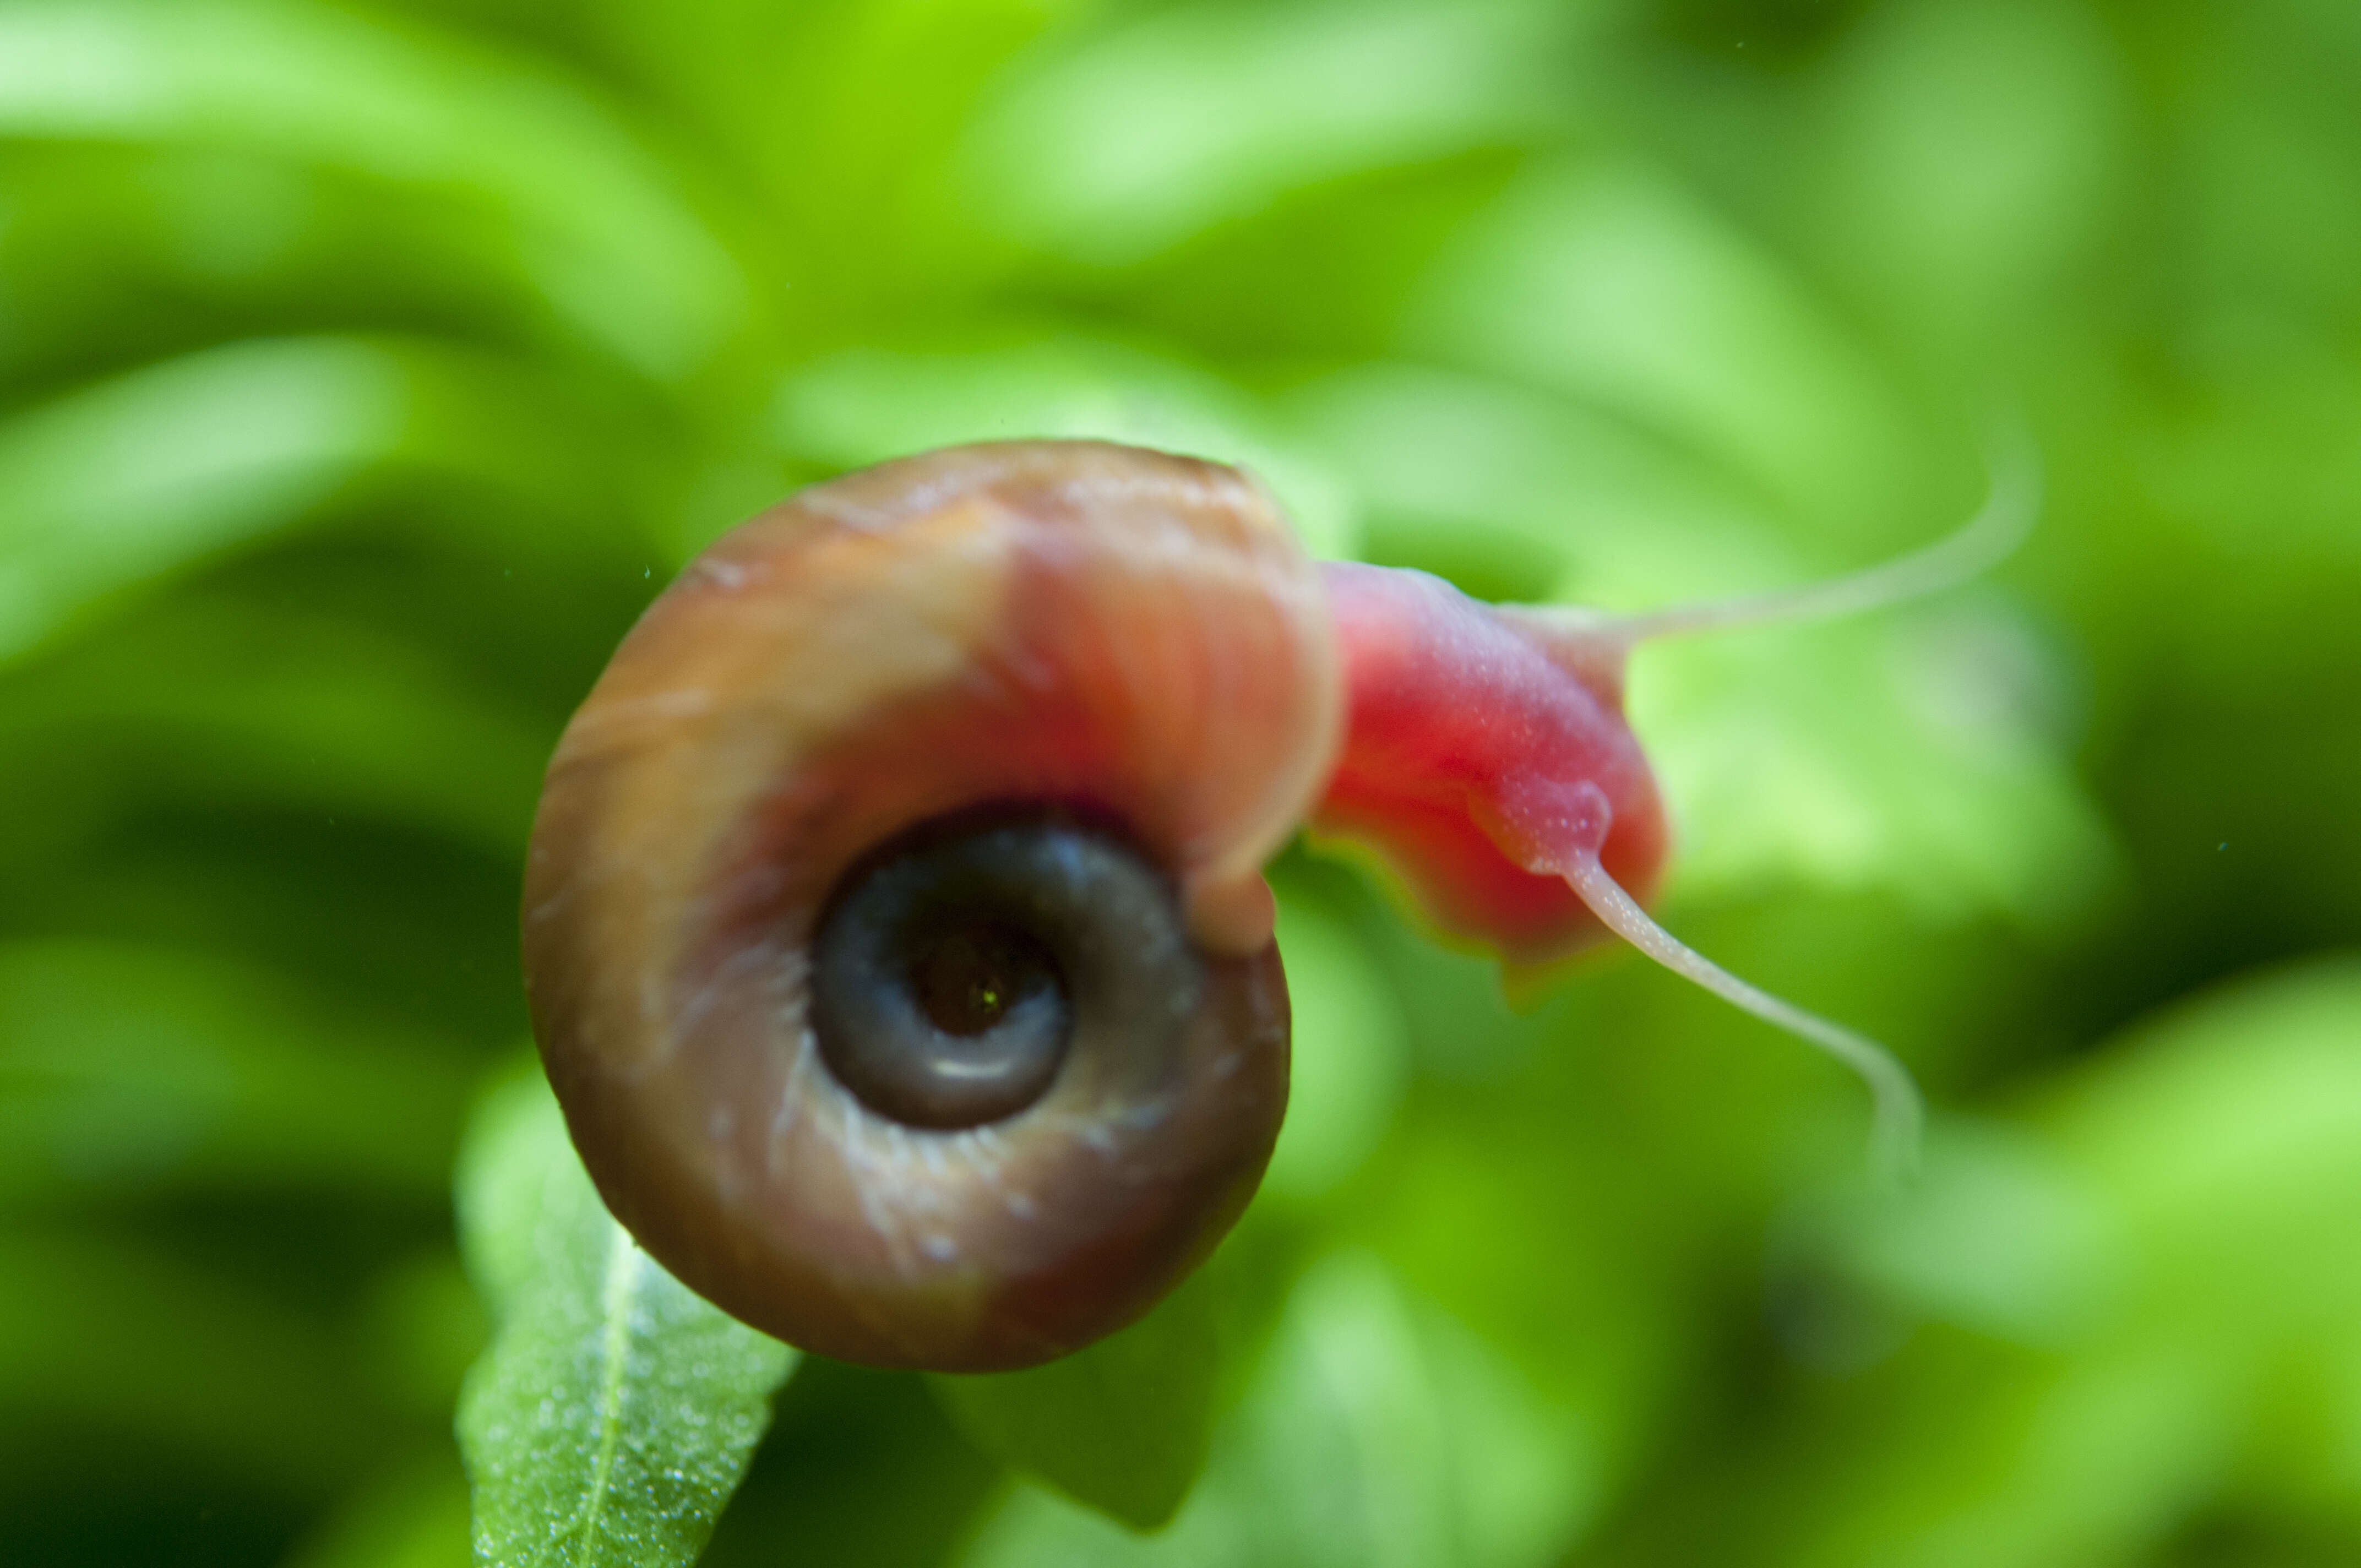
[930,1268,1222,1531]
[959,1251,1595,1568]
[454,1070,798,1567]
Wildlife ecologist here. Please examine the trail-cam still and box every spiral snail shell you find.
[523,442,1340,1371]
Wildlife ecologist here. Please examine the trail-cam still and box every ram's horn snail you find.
[526,434,2033,1368]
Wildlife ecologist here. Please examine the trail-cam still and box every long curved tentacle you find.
[1526,422,2042,651]
[1558,847,1924,1185]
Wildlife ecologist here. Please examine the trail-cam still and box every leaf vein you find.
[567,1223,642,1555]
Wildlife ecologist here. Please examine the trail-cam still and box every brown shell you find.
[521,441,1341,1370]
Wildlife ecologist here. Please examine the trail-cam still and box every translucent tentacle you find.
[1559,849,1923,1185]
[1541,422,2042,649]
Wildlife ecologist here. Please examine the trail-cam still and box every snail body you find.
[1315,560,1669,965]
[527,437,2021,1367]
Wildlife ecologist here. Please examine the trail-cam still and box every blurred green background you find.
[6,0,2361,1562]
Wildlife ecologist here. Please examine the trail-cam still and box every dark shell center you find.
[809,812,1200,1130]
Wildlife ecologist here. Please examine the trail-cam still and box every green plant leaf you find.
[1630,603,2117,934]
[957,1251,1594,1567]
[0,594,557,860]
[1660,960,2361,1568]
[1259,889,1409,1205]
[0,1224,393,1490]
[1401,156,1922,538]
[455,1071,798,1568]
[959,0,1572,266]
[0,335,644,667]
[1287,361,1770,586]
[0,0,738,376]
[0,939,474,1204]
[929,1269,1222,1532]
[1808,0,2128,353]
[286,1453,476,1568]
[2050,959,2361,1333]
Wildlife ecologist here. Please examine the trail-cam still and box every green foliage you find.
[455,1072,798,1568]
[6,0,2361,1563]
[931,1271,1221,1531]
[960,1251,1592,1568]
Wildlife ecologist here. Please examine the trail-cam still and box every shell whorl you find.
[522,441,1340,1370]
